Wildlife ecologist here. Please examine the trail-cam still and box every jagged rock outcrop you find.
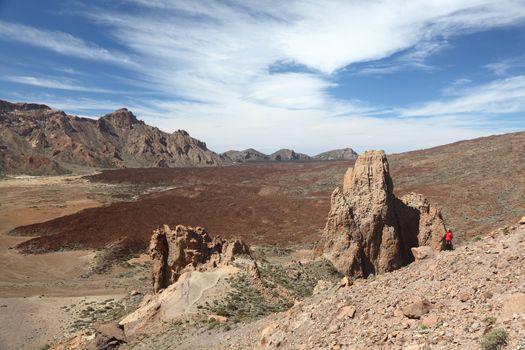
[0,99,225,175]
[315,150,445,278]
[396,192,447,251]
[150,224,250,292]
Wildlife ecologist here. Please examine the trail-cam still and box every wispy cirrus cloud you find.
[0,20,133,65]
[402,75,525,117]
[4,75,111,93]
[485,56,525,76]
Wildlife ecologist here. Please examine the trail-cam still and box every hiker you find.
[444,229,453,250]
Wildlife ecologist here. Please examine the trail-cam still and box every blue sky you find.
[0,0,524,154]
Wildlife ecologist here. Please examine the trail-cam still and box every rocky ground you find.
[130,219,524,350]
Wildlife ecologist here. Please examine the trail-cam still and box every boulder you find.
[336,305,356,320]
[402,300,432,319]
[315,150,446,278]
[149,225,250,292]
[94,322,126,350]
[411,246,434,261]
[519,216,525,225]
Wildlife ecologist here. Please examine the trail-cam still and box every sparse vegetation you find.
[205,272,292,323]
[483,316,497,326]
[69,295,142,332]
[204,259,341,325]
[481,328,508,350]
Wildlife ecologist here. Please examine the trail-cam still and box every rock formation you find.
[270,149,311,161]
[221,148,270,162]
[0,99,225,175]
[313,147,358,161]
[315,150,445,278]
[150,224,250,292]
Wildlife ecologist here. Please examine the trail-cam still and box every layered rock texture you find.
[0,99,224,175]
[315,150,446,277]
[150,224,250,292]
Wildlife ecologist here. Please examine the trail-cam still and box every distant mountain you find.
[270,149,311,161]
[221,148,270,162]
[313,148,358,161]
[0,99,225,175]
[222,147,359,163]
[221,148,312,163]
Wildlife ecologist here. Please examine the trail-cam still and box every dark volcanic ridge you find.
[10,131,525,260]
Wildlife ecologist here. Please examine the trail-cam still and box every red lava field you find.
[12,132,525,256]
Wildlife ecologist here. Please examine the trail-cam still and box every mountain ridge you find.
[0,99,225,175]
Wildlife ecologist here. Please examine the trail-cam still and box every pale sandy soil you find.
[0,175,148,350]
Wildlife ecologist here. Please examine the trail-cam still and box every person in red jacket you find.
[444,229,453,250]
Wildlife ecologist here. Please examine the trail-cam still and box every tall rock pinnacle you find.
[315,150,446,278]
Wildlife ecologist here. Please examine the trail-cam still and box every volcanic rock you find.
[313,147,358,161]
[410,246,434,261]
[402,300,432,319]
[397,192,446,251]
[221,148,270,162]
[315,150,445,278]
[94,322,127,350]
[270,149,311,161]
[149,224,250,292]
[0,99,225,175]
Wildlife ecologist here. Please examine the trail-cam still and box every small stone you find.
[459,291,471,302]
[208,314,229,323]
[340,276,353,288]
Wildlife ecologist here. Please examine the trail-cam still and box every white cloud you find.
[485,56,525,76]
[402,75,525,117]
[3,1,525,153]
[4,75,111,93]
[279,0,525,74]
[0,20,133,65]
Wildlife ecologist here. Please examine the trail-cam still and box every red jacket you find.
[445,231,453,241]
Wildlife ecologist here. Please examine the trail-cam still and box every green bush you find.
[481,328,508,350]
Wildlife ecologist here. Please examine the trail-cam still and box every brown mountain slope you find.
[11,132,525,256]
[389,131,525,239]
[0,99,224,175]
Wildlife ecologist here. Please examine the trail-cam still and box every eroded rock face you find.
[0,99,226,176]
[397,192,446,251]
[149,224,250,292]
[315,150,445,278]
